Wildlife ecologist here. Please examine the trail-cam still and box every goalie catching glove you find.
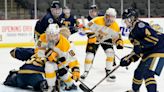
[120,52,140,66]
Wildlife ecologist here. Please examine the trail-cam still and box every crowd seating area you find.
[0,0,164,19]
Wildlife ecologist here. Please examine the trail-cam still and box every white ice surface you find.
[0,45,164,92]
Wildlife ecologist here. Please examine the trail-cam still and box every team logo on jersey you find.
[69,50,75,56]
[48,18,54,23]
[138,22,145,28]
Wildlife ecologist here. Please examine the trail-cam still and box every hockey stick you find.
[97,41,133,49]
[114,52,128,70]
[79,65,120,92]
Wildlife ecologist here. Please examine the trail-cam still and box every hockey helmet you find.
[46,23,60,35]
[90,5,98,10]
[51,1,61,8]
[105,8,117,18]
[122,8,138,19]
[104,8,117,26]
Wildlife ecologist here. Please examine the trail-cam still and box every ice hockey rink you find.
[0,34,164,92]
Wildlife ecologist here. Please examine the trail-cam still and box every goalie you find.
[81,8,123,82]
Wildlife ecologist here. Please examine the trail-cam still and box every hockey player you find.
[59,6,79,34]
[35,0,62,36]
[120,8,164,92]
[4,54,48,91]
[4,24,80,91]
[78,4,99,36]
[10,0,63,61]
[37,24,80,91]
[81,8,123,82]
[87,5,99,21]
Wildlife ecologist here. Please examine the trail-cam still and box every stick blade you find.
[79,84,93,92]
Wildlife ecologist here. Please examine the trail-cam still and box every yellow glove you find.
[72,67,80,82]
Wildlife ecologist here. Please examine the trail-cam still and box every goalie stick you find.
[79,65,120,92]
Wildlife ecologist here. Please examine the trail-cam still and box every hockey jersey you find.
[37,33,79,68]
[129,20,164,61]
[88,16,121,43]
[91,16,120,32]
[34,10,62,36]
[59,13,78,34]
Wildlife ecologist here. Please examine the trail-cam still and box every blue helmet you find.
[122,8,138,19]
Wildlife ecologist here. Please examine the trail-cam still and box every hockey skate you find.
[105,69,116,82]
[65,84,77,91]
[80,71,89,79]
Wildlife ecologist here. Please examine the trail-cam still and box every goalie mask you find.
[51,1,62,17]
[46,23,60,48]
[104,8,117,26]
[122,8,138,28]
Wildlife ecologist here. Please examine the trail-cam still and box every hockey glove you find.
[116,39,123,49]
[120,53,140,67]
[120,55,132,66]
[71,67,80,82]
[58,57,66,63]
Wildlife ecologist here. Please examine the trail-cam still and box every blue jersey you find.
[19,55,46,73]
[129,20,164,59]
[35,10,62,35]
[59,13,78,34]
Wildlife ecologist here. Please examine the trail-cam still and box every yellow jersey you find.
[37,33,79,68]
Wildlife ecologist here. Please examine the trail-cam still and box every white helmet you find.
[46,23,60,35]
[104,8,117,26]
[105,8,117,18]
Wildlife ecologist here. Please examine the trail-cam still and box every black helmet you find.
[122,8,138,19]
[90,5,98,10]
[51,1,61,8]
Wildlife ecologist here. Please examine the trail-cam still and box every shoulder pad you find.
[48,18,54,23]
[138,22,145,28]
